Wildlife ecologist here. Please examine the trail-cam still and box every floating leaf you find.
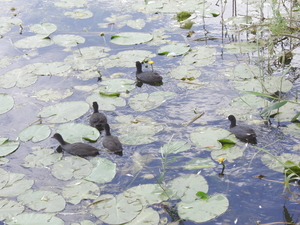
[91,194,142,224]
[85,157,116,184]
[33,62,71,75]
[181,46,216,67]
[37,101,89,123]
[0,93,14,114]
[0,168,9,189]
[0,140,19,157]
[261,153,300,173]
[160,140,191,155]
[0,173,34,197]
[126,207,159,225]
[0,199,24,221]
[211,144,247,162]
[30,23,57,35]
[51,156,92,181]
[86,94,126,111]
[129,91,176,112]
[157,43,190,57]
[34,88,73,102]
[96,79,136,93]
[184,157,215,170]
[14,35,53,48]
[223,41,257,54]
[170,64,201,79]
[54,0,87,8]
[52,34,85,47]
[64,9,93,19]
[56,123,100,143]
[62,180,100,204]
[126,19,146,29]
[5,213,64,225]
[18,190,66,213]
[0,17,22,34]
[18,124,51,142]
[111,32,153,45]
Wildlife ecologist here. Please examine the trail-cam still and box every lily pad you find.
[62,180,100,204]
[0,140,19,157]
[30,23,57,35]
[96,79,136,93]
[129,91,176,112]
[160,140,191,155]
[223,41,257,54]
[170,64,201,79]
[126,207,159,225]
[51,156,93,181]
[54,0,87,8]
[64,9,93,19]
[33,62,71,75]
[5,213,64,225]
[0,173,34,197]
[18,124,51,142]
[0,93,14,114]
[178,194,229,223]
[14,35,53,48]
[37,101,90,123]
[34,88,73,102]
[211,144,247,162]
[111,32,153,45]
[18,190,66,213]
[0,17,22,34]
[86,94,126,111]
[184,157,215,170]
[56,123,100,143]
[261,153,300,173]
[126,19,146,29]
[181,46,216,67]
[22,147,62,168]
[226,63,261,80]
[0,199,24,221]
[91,194,142,224]
[157,43,190,57]
[85,157,116,184]
[190,127,231,150]
[0,168,9,189]
[52,34,85,47]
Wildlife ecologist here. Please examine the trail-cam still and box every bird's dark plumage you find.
[102,124,123,153]
[89,102,107,131]
[228,115,257,142]
[135,61,163,83]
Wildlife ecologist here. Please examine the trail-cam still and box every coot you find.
[52,133,99,157]
[228,115,257,141]
[135,61,163,83]
[102,124,123,153]
[89,102,107,131]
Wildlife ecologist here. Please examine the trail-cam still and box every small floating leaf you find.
[18,124,51,142]
[64,9,93,19]
[0,199,24,220]
[0,173,33,197]
[0,140,19,157]
[86,94,126,111]
[158,43,190,57]
[99,92,120,97]
[176,11,192,21]
[30,23,57,35]
[0,93,14,114]
[14,35,53,48]
[5,213,64,225]
[52,34,85,47]
[110,32,153,45]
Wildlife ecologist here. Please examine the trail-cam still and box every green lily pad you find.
[0,17,22,34]
[223,41,257,54]
[91,193,142,224]
[67,46,110,60]
[0,168,9,189]
[54,0,87,8]
[51,156,93,181]
[160,140,191,155]
[126,19,146,29]
[86,94,126,111]
[226,63,261,80]
[0,93,14,114]
[181,46,216,67]
[33,62,71,75]
[5,213,64,225]
[184,157,215,170]
[0,199,24,221]
[170,64,201,79]
[64,9,93,19]
[56,123,100,143]
[111,32,153,45]
[85,157,116,184]
[126,207,159,225]
[190,127,231,150]
[18,190,65,213]
[0,140,19,157]
[211,144,247,162]
[0,173,34,197]
[52,34,85,47]
[14,35,53,48]
[113,115,164,145]
[37,101,89,123]
[62,180,100,204]
[129,91,176,112]
[178,194,229,223]
[261,153,300,173]
[19,124,51,142]
[30,23,57,35]
[96,79,136,93]
[34,88,73,102]
[158,43,190,57]
[22,147,62,168]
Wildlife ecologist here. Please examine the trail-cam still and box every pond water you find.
[0,0,300,224]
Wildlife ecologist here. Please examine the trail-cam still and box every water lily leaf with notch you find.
[52,34,85,47]
[96,79,136,93]
[168,174,208,202]
[170,64,201,79]
[64,9,93,19]
[52,156,92,181]
[0,93,14,114]
[184,157,215,170]
[18,190,65,213]
[86,94,126,111]
[14,35,53,48]
[34,88,73,102]
[30,23,57,35]
[0,173,34,197]
[56,123,100,143]
[0,64,40,88]
[85,157,116,184]
[261,153,300,173]
[33,62,71,75]
[126,207,159,225]
[0,17,22,34]
[157,43,190,57]
[223,41,257,54]
[111,32,152,45]
[211,144,246,162]
[0,168,9,190]
[37,101,89,123]
[22,147,62,168]
[126,19,146,29]
[129,91,176,112]
[0,139,19,157]
[283,123,300,139]
[190,127,231,150]
[91,193,142,224]
[19,124,51,142]
[5,213,64,225]
[54,0,87,8]
[0,199,24,221]
[226,63,261,80]
[62,179,100,205]
[123,184,168,206]
[178,194,229,223]
[70,46,110,60]
[182,46,216,67]
[113,115,164,145]
[160,140,191,155]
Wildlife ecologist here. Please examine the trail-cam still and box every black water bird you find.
[228,115,257,142]
[135,61,163,85]
[52,133,99,157]
[102,124,123,154]
[89,101,107,131]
